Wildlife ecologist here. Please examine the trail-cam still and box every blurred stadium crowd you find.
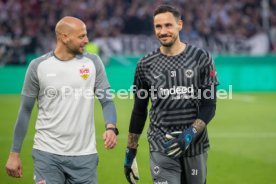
[1,0,276,65]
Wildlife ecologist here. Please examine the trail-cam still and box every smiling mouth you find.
[160,35,171,38]
[160,37,170,41]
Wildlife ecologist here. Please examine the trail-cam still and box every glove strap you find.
[125,147,137,167]
[183,127,198,144]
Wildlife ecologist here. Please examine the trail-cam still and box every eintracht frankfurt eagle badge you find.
[185,69,194,78]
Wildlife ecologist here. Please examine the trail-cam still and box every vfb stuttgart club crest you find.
[79,66,90,80]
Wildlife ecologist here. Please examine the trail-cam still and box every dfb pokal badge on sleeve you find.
[79,65,90,80]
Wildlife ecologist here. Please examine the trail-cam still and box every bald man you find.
[5,16,118,184]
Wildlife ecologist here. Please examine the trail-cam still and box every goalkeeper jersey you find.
[22,52,110,155]
[134,44,219,156]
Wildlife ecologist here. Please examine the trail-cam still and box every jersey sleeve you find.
[133,61,149,92]
[97,89,117,125]
[93,55,110,91]
[129,60,149,134]
[21,60,40,97]
[11,95,35,152]
[199,51,219,88]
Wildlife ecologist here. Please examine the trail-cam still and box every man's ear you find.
[178,19,183,31]
[61,33,69,44]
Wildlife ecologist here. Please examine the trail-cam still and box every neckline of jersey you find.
[52,51,82,63]
[159,43,189,58]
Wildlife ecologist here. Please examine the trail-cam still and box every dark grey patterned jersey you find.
[133,44,219,157]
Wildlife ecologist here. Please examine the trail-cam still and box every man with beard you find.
[124,5,218,184]
[6,16,118,184]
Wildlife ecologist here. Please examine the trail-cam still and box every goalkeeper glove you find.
[164,127,198,158]
[124,147,139,184]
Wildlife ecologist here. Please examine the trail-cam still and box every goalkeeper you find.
[124,4,218,184]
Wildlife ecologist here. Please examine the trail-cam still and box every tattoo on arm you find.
[192,119,206,134]
[127,133,140,149]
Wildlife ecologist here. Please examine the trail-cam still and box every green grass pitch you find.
[0,93,276,184]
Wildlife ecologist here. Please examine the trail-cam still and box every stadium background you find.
[0,0,276,183]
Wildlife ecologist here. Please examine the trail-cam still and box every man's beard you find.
[72,48,82,55]
[160,40,174,47]
[67,45,82,55]
[158,35,177,47]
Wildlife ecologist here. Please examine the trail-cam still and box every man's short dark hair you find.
[153,4,181,19]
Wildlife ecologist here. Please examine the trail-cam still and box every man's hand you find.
[124,147,139,183]
[5,152,23,178]
[164,127,198,158]
[103,124,118,149]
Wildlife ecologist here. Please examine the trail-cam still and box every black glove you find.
[164,127,198,158]
[124,147,139,183]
